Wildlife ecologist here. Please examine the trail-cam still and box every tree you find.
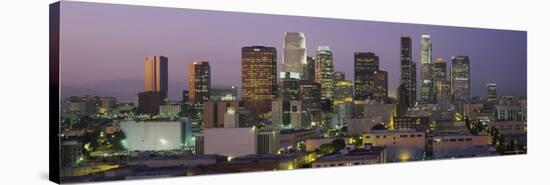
[332,139,346,152]
[318,143,335,155]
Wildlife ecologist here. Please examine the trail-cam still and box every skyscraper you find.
[140,56,168,115]
[144,56,168,92]
[400,36,417,107]
[420,34,434,103]
[354,52,379,101]
[283,32,306,77]
[334,80,354,105]
[396,84,409,116]
[188,61,211,104]
[451,55,471,102]
[279,72,301,101]
[316,46,334,101]
[433,58,447,83]
[433,58,448,105]
[241,46,277,117]
[487,83,498,102]
[303,56,316,82]
[299,81,322,127]
[373,70,388,101]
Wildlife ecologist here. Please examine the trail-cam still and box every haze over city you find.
[59,1,526,102]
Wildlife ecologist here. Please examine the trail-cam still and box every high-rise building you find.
[420,34,434,103]
[144,56,168,92]
[241,46,277,117]
[283,32,307,77]
[372,70,388,101]
[315,46,334,101]
[354,52,379,101]
[279,72,301,101]
[299,81,322,127]
[451,55,471,102]
[396,84,409,117]
[334,79,354,127]
[303,56,316,82]
[435,80,454,121]
[188,61,211,104]
[334,80,354,105]
[487,83,498,102]
[433,58,447,83]
[399,36,417,107]
[334,71,345,81]
[433,57,448,106]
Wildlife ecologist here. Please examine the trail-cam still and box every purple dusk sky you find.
[59,1,526,102]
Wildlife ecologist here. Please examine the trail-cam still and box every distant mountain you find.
[61,79,187,102]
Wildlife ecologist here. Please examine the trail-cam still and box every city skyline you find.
[60,1,526,102]
[52,2,527,183]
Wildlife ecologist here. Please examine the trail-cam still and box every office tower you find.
[188,61,211,104]
[140,56,168,115]
[400,36,417,107]
[420,34,434,103]
[373,70,388,101]
[144,56,168,92]
[283,32,307,76]
[334,80,354,105]
[299,81,322,127]
[435,80,453,121]
[451,55,471,102]
[487,83,498,102]
[241,46,277,117]
[203,100,240,128]
[433,58,447,83]
[334,71,345,81]
[303,56,316,82]
[396,84,409,116]
[280,72,301,101]
[433,57,447,105]
[354,52,379,101]
[315,46,334,101]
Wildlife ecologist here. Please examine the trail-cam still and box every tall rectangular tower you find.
[400,36,417,107]
[241,46,277,117]
[283,32,307,76]
[420,34,434,103]
[354,52,379,101]
[144,56,168,92]
[188,61,211,104]
[451,56,471,102]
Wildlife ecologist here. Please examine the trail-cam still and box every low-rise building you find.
[346,118,378,135]
[120,120,183,151]
[204,153,307,173]
[204,127,258,158]
[488,121,526,135]
[363,130,425,162]
[432,131,494,159]
[311,146,386,168]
